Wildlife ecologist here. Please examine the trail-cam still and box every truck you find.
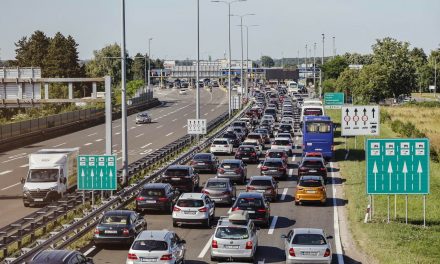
[286,81,299,95]
[21,148,79,207]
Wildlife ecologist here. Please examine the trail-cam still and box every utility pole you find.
[196,0,200,122]
[313,42,316,89]
[148,38,153,93]
[305,44,308,87]
[320,33,325,98]
[332,36,336,59]
[240,16,244,99]
[297,49,300,67]
[435,57,437,97]
[120,0,128,185]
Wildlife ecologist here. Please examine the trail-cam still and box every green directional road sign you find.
[77,155,117,190]
[324,92,344,109]
[366,139,430,195]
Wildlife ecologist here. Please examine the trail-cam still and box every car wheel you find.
[23,203,29,207]
[173,220,178,227]
[242,175,246,184]
[210,255,217,262]
[295,201,300,205]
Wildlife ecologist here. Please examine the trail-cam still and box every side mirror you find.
[280,234,287,239]
[259,160,264,165]
[326,235,333,239]
[180,239,186,244]
[20,177,25,184]
[61,177,67,184]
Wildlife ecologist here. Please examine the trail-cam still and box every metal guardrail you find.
[3,104,250,263]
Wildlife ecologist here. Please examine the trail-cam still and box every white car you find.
[261,115,275,125]
[172,193,215,227]
[179,89,187,95]
[242,139,263,156]
[271,137,293,156]
[210,138,234,154]
[281,117,294,125]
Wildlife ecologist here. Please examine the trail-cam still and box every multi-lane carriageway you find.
[0,87,349,263]
[0,87,228,227]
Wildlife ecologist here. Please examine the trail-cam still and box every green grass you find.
[411,92,439,100]
[327,109,440,264]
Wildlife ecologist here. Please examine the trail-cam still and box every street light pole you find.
[120,0,128,185]
[320,33,325,98]
[148,38,153,92]
[305,44,308,87]
[196,0,200,121]
[240,16,244,100]
[435,57,437,97]
[332,36,336,59]
[313,42,316,89]
[243,24,258,98]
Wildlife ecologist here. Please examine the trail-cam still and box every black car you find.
[94,210,146,246]
[234,145,259,164]
[30,250,93,264]
[190,153,218,173]
[136,183,180,213]
[298,157,328,180]
[222,131,241,147]
[231,192,271,227]
[278,124,293,135]
[161,165,200,192]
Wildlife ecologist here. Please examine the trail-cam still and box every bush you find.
[381,110,391,123]
[430,146,440,163]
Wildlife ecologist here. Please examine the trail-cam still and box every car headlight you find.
[49,187,56,191]
[23,186,29,192]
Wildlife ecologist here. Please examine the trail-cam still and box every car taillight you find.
[173,206,181,211]
[251,152,257,156]
[212,240,218,248]
[320,167,327,171]
[202,189,210,194]
[299,167,306,171]
[245,241,253,249]
[236,151,242,155]
[247,186,255,191]
[160,254,173,260]
[261,166,268,171]
[234,168,241,174]
[218,168,225,173]
[136,197,145,201]
[122,228,130,236]
[158,197,168,202]
[257,208,266,213]
[231,207,240,211]
[278,167,286,172]
[324,248,331,257]
[127,253,138,260]
[289,248,296,256]
[222,191,231,195]
[198,207,208,212]
[94,228,99,235]
[191,160,197,165]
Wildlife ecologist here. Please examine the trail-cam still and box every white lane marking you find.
[268,216,278,235]
[258,260,266,264]
[115,132,121,135]
[172,119,178,122]
[117,157,122,160]
[8,153,27,159]
[198,235,213,258]
[130,126,136,130]
[84,143,93,146]
[53,142,66,147]
[288,168,294,176]
[84,246,96,256]
[0,170,12,176]
[204,113,209,116]
[95,138,103,142]
[153,118,158,121]
[345,150,350,160]
[140,149,153,155]
[112,144,118,147]
[330,162,345,264]
[156,125,163,129]
[291,155,296,162]
[2,156,27,163]
[280,188,288,200]
[87,132,97,137]
[211,109,215,112]
[165,132,174,137]
[141,143,152,149]
[113,125,121,128]
[183,113,188,116]
[159,109,164,113]
[1,182,21,191]
[182,125,187,128]
[135,133,144,138]
[20,164,29,168]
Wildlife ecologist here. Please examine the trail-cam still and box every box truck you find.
[21,148,79,207]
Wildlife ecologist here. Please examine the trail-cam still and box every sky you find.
[0,0,439,61]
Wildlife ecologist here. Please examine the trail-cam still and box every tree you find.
[336,68,361,98]
[322,78,337,94]
[342,52,373,65]
[44,33,81,78]
[352,64,388,104]
[261,56,274,67]
[86,43,124,84]
[321,55,348,80]
[126,80,144,98]
[15,30,50,68]
[131,53,146,82]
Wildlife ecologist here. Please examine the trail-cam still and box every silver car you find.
[172,193,215,227]
[126,230,186,264]
[210,211,258,262]
[136,112,151,124]
[281,228,332,264]
[216,159,247,184]
[202,178,236,205]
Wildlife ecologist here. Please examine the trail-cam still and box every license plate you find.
[306,190,316,194]
[211,198,221,201]
[184,211,196,214]
[104,230,118,234]
[256,190,265,193]
[225,245,240,249]
[247,210,255,214]
[140,257,158,262]
[269,169,277,172]
[145,200,156,203]
[34,198,43,202]
[309,170,317,173]
[171,178,181,181]
[301,251,318,256]
[197,162,205,165]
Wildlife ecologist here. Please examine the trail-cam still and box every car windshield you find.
[237,197,263,207]
[206,181,227,189]
[194,154,211,160]
[299,179,323,187]
[304,108,323,116]
[221,162,240,169]
[131,240,168,251]
[215,227,249,240]
[27,169,58,183]
[292,234,327,245]
[268,152,284,158]
[140,188,165,197]
[274,140,289,145]
[101,215,129,225]
[249,180,272,186]
[165,169,189,177]
[264,161,282,167]
[306,122,331,133]
[302,160,324,168]
[176,199,204,207]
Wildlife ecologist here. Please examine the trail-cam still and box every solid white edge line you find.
[198,235,213,258]
[53,142,66,147]
[268,216,278,235]
[87,133,97,137]
[166,132,174,137]
[280,188,288,200]
[84,246,96,256]
[20,164,29,168]
[95,139,103,142]
[330,161,345,264]
[0,170,12,175]
[1,182,21,191]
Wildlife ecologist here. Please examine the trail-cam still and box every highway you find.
[85,134,346,264]
[0,87,229,227]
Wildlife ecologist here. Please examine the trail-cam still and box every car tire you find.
[173,220,178,227]
[295,201,300,205]
[205,217,211,228]
[210,255,217,262]
[242,175,246,185]
[23,203,29,207]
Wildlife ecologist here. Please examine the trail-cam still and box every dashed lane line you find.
[165,132,174,137]
[84,143,93,146]
[141,143,152,149]
[197,235,213,258]
[280,188,288,200]
[268,216,278,235]
[1,182,21,191]
[135,133,144,138]
[330,162,345,264]
[0,170,12,176]
[95,138,103,142]
[87,132,97,137]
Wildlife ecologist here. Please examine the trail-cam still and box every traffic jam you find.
[92,85,337,264]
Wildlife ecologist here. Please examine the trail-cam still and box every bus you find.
[302,116,334,161]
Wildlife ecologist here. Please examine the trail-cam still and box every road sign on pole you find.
[78,155,117,190]
[232,95,240,110]
[366,138,430,194]
[324,92,344,109]
[341,106,379,136]
[187,119,207,134]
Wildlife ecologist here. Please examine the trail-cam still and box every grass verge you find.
[327,109,440,264]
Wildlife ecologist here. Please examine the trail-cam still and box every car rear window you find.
[268,152,283,158]
[304,108,323,116]
[237,197,263,208]
[101,215,129,225]
[131,240,168,251]
[274,140,290,145]
[264,161,282,167]
[306,122,331,133]
[292,234,326,245]
[299,179,323,187]
[176,199,204,207]
[247,134,261,140]
[221,162,240,169]
[206,181,227,188]
[239,147,254,152]
[302,160,324,168]
[223,133,237,139]
[265,109,276,114]
[140,188,165,197]
[165,169,189,177]
[194,154,211,160]
[249,179,272,186]
[213,140,228,145]
[215,227,249,240]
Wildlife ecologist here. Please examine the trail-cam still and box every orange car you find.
[295,175,327,205]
